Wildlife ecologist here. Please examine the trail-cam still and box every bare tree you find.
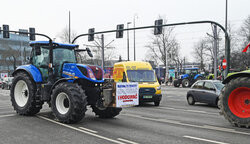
[57,26,77,43]
[145,18,181,77]
[193,39,207,70]
[230,15,250,70]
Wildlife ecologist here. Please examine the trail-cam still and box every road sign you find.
[222,58,227,70]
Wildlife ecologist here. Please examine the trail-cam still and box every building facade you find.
[0,29,31,76]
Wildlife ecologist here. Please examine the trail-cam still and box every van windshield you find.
[127,70,156,82]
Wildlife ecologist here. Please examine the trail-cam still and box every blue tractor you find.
[10,41,121,123]
[173,68,204,87]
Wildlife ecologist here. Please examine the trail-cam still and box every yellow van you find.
[113,61,162,106]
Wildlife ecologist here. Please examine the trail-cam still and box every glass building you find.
[0,29,31,75]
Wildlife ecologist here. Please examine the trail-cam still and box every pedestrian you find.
[169,76,173,86]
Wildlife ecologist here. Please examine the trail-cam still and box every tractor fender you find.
[194,74,203,80]
[223,72,250,84]
[181,74,189,79]
[12,65,43,83]
[49,78,74,94]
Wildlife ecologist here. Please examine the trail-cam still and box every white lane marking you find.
[79,127,98,133]
[37,115,126,144]
[183,135,229,144]
[158,107,217,115]
[117,138,139,144]
[122,113,250,136]
[0,114,15,118]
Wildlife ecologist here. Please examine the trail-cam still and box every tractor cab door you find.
[31,46,49,82]
[53,48,77,80]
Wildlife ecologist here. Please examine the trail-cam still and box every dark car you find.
[186,80,224,106]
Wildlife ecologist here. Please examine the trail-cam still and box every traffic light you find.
[116,24,124,38]
[154,19,163,35]
[3,25,10,38]
[29,28,36,41]
[88,28,95,41]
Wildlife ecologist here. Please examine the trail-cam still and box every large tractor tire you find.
[10,72,43,115]
[182,79,190,88]
[219,77,250,128]
[91,105,122,118]
[173,80,180,87]
[51,82,87,124]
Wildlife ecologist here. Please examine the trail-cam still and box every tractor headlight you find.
[87,67,96,80]
[157,86,161,90]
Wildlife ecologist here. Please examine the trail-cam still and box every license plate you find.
[143,95,153,99]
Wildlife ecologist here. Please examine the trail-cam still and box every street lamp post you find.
[127,22,131,61]
[133,14,138,61]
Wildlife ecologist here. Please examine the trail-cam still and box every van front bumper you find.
[139,94,162,102]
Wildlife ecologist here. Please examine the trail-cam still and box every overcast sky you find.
[1,0,250,62]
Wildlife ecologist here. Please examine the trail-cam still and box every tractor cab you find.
[29,41,78,82]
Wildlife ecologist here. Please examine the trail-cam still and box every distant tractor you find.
[173,68,203,88]
[10,41,122,124]
[219,43,250,128]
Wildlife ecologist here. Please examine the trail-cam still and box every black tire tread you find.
[91,106,122,118]
[51,82,87,124]
[10,72,43,115]
[173,80,180,87]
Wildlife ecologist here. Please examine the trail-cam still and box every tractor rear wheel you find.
[182,79,190,88]
[91,105,122,118]
[51,82,87,123]
[219,77,250,128]
[10,72,43,115]
[173,80,180,87]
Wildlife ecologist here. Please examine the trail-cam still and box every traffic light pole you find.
[72,20,230,78]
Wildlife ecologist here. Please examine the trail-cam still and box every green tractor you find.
[219,43,250,128]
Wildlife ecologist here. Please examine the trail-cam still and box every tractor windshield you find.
[185,69,198,75]
[127,70,156,82]
[53,48,76,64]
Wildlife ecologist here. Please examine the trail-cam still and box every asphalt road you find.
[0,86,249,144]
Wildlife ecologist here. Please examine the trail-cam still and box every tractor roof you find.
[29,41,79,49]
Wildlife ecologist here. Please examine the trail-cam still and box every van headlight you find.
[157,86,161,90]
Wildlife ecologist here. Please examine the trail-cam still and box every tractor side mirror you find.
[35,46,41,55]
[86,47,93,57]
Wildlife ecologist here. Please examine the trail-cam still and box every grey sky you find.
[1,0,250,62]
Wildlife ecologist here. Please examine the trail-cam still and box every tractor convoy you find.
[1,26,249,128]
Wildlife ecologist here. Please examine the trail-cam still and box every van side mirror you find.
[35,46,41,55]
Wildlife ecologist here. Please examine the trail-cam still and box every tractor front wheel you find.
[10,72,43,115]
[219,77,250,128]
[182,79,190,88]
[91,105,122,118]
[51,82,87,123]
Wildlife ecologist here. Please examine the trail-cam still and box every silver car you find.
[186,80,224,106]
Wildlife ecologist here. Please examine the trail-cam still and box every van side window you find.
[122,72,127,82]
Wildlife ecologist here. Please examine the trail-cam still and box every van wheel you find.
[154,101,160,106]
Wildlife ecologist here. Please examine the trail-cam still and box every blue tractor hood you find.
[62,63,104,83]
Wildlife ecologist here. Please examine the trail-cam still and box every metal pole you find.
[101,34,105,70]
[224,0,229,79]
[133,16,136,61]
[213,25,218,80]
[69,11,71,43]
[127,22,131,61]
